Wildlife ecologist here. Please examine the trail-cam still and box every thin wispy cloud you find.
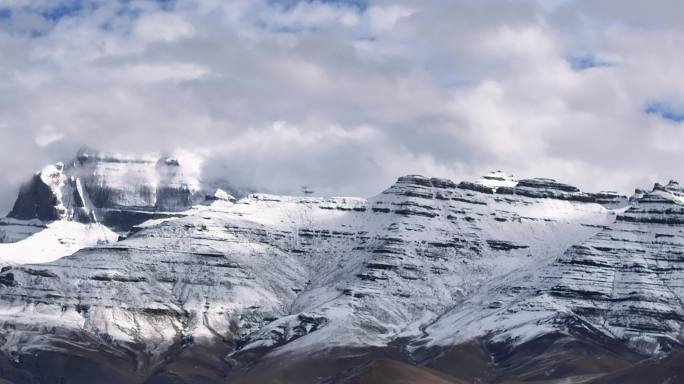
[1,0,684,214]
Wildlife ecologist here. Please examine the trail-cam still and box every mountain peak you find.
[7,150,206,228]
[634,179,684,205]
[475,170,519,189]
[653,180,684,195]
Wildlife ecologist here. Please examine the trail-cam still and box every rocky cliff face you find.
[0,150,210,264]
[543,180,684,350]
[0,170,622,380]
[1,167,684,383]
[421,179,684,361]
[7,150,205,228]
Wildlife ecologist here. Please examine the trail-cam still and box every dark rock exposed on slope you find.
[0,168,681,383]
[6,150,208,234]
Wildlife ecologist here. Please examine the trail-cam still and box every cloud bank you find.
[1,0,684,213]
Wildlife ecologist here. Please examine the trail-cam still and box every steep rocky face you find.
[0,151,210,265]
[7,151,205,228]
[458,172,627,207]
[544,180,684,350]
[0,172,619,381]
[8,168,64,222]
[421,180,684,358]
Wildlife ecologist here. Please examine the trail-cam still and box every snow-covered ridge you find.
[5,161,684,381]
[475,170,518,190]
[423,179,684,355]
[0,169,623,364]
[0,221,118,265]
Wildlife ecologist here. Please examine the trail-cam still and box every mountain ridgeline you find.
[0,156,683,384]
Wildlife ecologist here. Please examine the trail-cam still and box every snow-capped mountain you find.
[0,150,211,264]
[0,157,682,383]
[419,180,684,357]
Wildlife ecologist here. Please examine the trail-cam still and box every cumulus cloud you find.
[1,0,684,214]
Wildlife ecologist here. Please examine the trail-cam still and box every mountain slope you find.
[4,163,684,382]
[0,171,631,382]
[420,180,684,363]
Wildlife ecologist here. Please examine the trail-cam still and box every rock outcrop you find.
[0,150,214,264]
[7,150,206,230]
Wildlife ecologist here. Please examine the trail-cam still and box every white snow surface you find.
[0,221,118,264]
[0,173,627,360]
[4,171,682,362]
[0,150,210,262]
[420,180,684,356]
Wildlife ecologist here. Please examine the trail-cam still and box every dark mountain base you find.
[0,338,145,384]
[0,332,678,384]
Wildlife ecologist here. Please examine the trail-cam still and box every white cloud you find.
[134,12,195,43]
[366,5,413,31]
[116,63,209,83]
[1,0,684,214]
[35,130,64,147]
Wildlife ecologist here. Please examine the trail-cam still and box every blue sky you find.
[646,102,684,123]
[0,0,684,213]
[567,55,613,71]
[39,1,84,21]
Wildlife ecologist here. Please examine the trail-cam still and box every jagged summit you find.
[654,179,684,192]
[8,149,205,225]
[649,180,684,204]
[0,150,214,264]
